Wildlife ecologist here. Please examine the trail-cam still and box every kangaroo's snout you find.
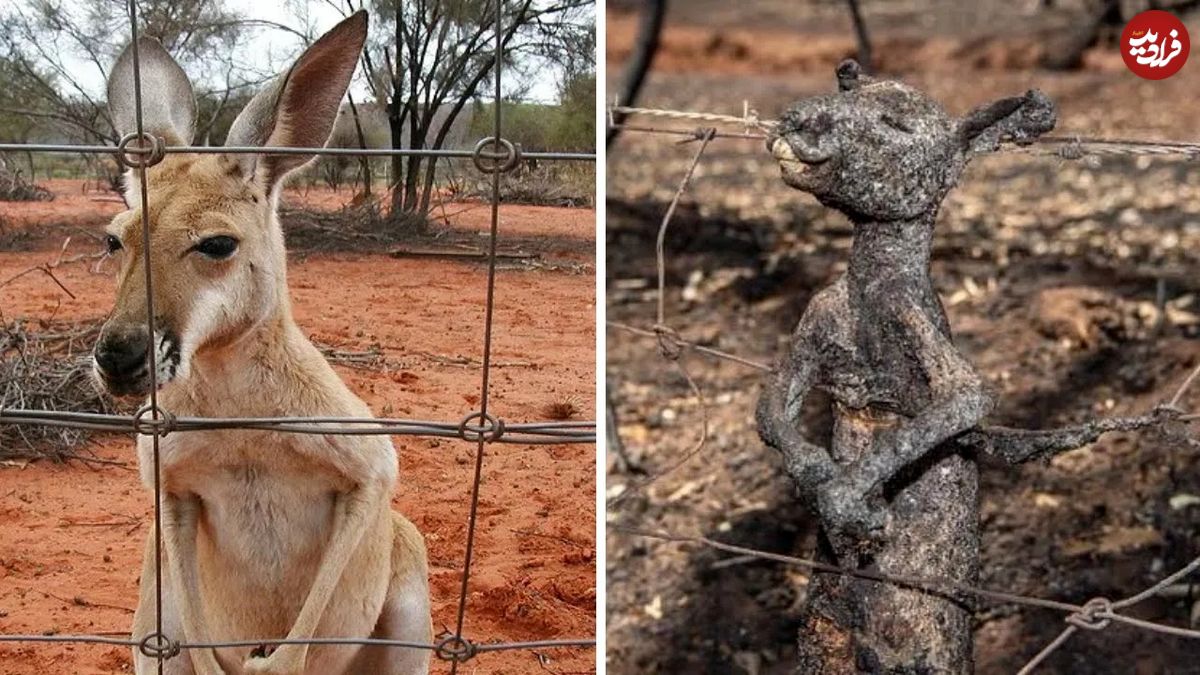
[93,326,152,396]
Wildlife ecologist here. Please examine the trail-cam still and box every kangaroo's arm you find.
[958,408,1177,463]
[853,305,994,488]
[162,493,227,675]
[243,434,394,675]
[756,317,837,497]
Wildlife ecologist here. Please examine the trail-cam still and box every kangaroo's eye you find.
[104,235,123,254]
[881,113,913,134]
[195,236,239,259]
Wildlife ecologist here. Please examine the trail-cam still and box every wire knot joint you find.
[472,137,521,174]
[115,132,166,169]
[458,411,505,443]
[132,404,176,437]
[1066,597,1113,631]
[652,323,684,361]
[137,631,181,660]
[434,634,477,662]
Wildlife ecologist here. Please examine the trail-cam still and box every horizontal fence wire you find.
[607,99,1200,673]
[0,633,597,653]
[0,142,595,161]
[0,409,595,444]
[0,0,598,669]
[608,104,1200,158]
[615,528,1200,639]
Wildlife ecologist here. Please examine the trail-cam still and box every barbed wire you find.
[0,0,598,670]
[607,101,1200,673]
[608,104,1200,159]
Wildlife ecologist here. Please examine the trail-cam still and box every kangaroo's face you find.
[767,60,1057,223]
[768,79,958,222]
[93,14,368,397]
[95,157,280,395]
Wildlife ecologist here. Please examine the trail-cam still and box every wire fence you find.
[606,104,1200,672]
[606,103,1200,159]
[0,0,597,672]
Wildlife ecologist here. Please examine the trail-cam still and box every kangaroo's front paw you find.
[243,645,306,675]
[817,478,888,542]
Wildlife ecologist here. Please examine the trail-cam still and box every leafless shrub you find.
[0,318,119,462]
[0,157,53,202]
[463,162,595,208]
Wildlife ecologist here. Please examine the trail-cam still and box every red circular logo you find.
[1122,10,1189,80]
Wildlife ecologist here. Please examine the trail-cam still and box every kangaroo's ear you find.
[107,37,196,145]
[224,10,368,193]
[957,89,1056,155]
[835,59,876,92]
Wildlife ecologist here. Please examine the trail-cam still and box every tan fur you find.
[100,13,432,675]
[114,152,431,675]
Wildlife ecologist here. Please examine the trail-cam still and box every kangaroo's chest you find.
[200,461,337,565]
[815,310,935,416]
[143,432,348,572]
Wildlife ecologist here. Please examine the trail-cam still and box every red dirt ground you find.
[0,180,597,674]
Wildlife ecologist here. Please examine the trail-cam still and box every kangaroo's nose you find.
[94,328,150,379]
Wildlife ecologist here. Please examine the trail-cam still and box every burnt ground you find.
[606,7,1200,674]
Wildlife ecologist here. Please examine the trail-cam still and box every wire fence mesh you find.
[0,0,598,670]
[606,105,1200,673]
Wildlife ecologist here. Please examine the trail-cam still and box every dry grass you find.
[458,162,595,208]
[0,318,122,463]
[0,316,398,463]
[0,159,54,202]
[541,397,582,420]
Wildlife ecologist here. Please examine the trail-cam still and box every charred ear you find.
[836,58,876,92]
[957,89,1056,154]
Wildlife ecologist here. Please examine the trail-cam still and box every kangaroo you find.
[756,59,1183,673]
[755,60,1050,672]
[93,12,431,675]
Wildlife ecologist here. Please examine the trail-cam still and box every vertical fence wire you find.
[123,2,167,671]
[449,0,508,670]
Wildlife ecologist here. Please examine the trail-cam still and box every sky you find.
[51,0,586,105]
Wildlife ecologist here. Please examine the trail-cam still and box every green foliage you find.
[549,71,595,152]
[469,74,595,153]
[0,55,44,142]
[195,89,254,146]
[471,100,549,150]
[0,0,261,146]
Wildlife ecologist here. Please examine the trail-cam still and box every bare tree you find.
[0,0,276,146]
[325,0,593,225]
